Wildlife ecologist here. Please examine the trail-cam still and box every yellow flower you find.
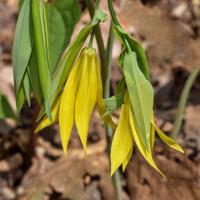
[111,92,184,177]
[35,47,115,155]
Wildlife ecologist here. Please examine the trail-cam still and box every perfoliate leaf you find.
[114,25,150,80]
[46,0,81,74]
[12,0,33,112]
[123,52,154,149]
[32,0,51,118]
[93,9,107,23]
[104,92,124,113]
[0,94,16,120]
[97,97,116,129]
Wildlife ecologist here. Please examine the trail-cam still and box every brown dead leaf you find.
[118,0,200,72]
[18,152,114,200]
[126,145,200,200]
[0,153,23,172]
[185,105,200,152]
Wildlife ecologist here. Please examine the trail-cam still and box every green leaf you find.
[116,77,126,93]
[104,92,124,113]
[32,0,51,118]
[93,9,107,23]
[16,87,25,115]
[123,52,154,149]
[103,78,126,117]
[23,70,31,106]
[27,46,43,105]
[0,94,16,120]
[114,25,150,80]
[12,0,33,111]
[46,0,81,74]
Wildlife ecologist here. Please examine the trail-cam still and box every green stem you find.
[104,21,114,97]
[107,0,130,54]
[88,30,95,48]
[171,66,200,138]
[104,22,121,200]
[85,0,107,88]
[95,0,100,7]
[107,0,120,26]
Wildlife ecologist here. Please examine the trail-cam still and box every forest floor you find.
[0,0,200,200]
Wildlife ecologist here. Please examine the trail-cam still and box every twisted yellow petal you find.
[110,102,133,176]
[75,48,98,154]
[35,95,61,133]
[59,50,86,154]
[154,124,184,153]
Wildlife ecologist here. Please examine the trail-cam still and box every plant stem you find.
[107,0,120,26]
[104,22,121,200]
[104,21,114,98]
[88,30,95,48]
[85,1,121,199]
[171,66,200,138]
[107,0,130,54]
[85,0,107,88]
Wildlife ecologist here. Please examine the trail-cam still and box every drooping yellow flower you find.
[35,47,115,155]
[111,92,184,177]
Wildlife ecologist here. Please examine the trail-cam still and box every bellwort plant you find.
[13,0,184,199]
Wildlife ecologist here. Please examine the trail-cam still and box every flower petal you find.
[75,48,98,154]
[110,103,133,176]
[128,98,164,177]
[35,95,61,133]
[150,123,155,151]
[154,124,184,153]
[95,55,116,129]
[59,50,86,154]
[122,145,133,172]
